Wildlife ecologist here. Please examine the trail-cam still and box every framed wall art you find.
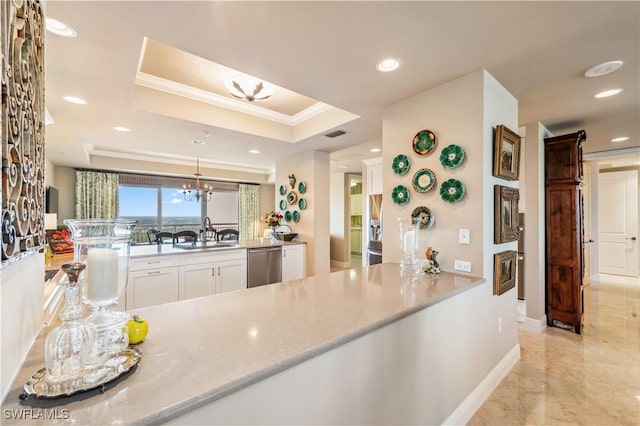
[493,125,521,181]
[493,250,516,296]
[494,185,520,243]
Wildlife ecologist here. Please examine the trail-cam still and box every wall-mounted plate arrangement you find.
[279,200,286,210]
[286,191,298,205]
[411,206,435,230]
[298,199,307,210]
[279,185,286,196]
[298,181,307,194]
[440,178,466,203]
[440,144,465,169]
[392,154,411,176]
[391,185,410,206]
[284,211,292,222]
[412,168,437,193]
[412,130,437,156]
[293,211,300,223]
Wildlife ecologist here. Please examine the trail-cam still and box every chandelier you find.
[182,158,213,202]
[225,75,275,102]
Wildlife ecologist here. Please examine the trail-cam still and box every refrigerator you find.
[517,213,525,300]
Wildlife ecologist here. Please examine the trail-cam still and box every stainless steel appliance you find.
[247,247,282,288]
[366,194,383,265]
[368,240,382,265]
[517,213,524,300]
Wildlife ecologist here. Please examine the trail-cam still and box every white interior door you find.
[598,170,639,277]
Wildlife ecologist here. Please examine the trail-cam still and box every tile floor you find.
[469,274,640,425]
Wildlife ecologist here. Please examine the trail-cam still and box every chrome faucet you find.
[276,224,292,233]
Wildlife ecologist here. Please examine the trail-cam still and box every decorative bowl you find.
[273,232,298,241]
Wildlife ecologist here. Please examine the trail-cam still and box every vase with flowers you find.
[264,211,283,241]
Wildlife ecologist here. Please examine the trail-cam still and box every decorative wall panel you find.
[1,0,45,265]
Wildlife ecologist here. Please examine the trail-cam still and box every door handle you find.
[625,236,637,241]
[218,266,221,276]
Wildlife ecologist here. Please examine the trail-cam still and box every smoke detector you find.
[585,60,623,77]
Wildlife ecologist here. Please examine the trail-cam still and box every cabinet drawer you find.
[176,249,247,266]
[130,256,178,271]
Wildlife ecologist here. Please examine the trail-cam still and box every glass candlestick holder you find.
[64,219,137,369]
[398,218,423,276]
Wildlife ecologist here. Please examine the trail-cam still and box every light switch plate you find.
[459,228,470,244]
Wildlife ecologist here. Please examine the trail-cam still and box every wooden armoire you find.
[544,130,586,334]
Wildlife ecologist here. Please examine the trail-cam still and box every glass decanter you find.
[44,262,96,384]
[64,219,137,369]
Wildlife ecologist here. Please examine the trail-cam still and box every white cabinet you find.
[127,249,247,309]
[128,267,179,310]
[350,193,363,216]
[351,229,362,254]
[365,157,383,195]
[282,244,306,282]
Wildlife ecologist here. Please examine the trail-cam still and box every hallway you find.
[469,275,640,425]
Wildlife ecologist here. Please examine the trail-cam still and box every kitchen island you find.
[2,264,519,425]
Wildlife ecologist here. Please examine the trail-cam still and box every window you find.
[161,188,201,231]
[119,186,158,227]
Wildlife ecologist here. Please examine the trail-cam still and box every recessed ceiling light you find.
[370,148,381,153]
[594,88,623,98]
[585,60,623,77]
[191,140,205,145]
[63,96,87,105]
[339,165,349,169]
[113,126,130,132]
[611,136,629,142]
[249,149,260,154]
[45,17,77,38]
[376,58,400,72]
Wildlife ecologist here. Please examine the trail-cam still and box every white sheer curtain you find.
[238,184,260,240]
[75,170,119,219]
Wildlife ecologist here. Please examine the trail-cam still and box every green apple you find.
[127,314,148,344]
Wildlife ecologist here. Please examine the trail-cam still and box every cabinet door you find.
[216,258,247,294]
[127,267,179,310]
[282,245,306,282]
[368,163,383,195]
[179,262,216,300]
[351,194,363,215]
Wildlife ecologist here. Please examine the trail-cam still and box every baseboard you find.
[523,315,547,333]
[330,260,350,268]
[517,300,526,323]
[443,344,520,425]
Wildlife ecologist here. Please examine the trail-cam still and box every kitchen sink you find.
[173,242,239,250]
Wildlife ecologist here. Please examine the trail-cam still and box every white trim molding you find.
[523,315,547,333]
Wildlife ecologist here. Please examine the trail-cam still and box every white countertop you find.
[129,238,305,258]
[2,264,484,424]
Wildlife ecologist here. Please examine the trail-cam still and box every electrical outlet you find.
[454,260,472,272]
[459,228,470,244]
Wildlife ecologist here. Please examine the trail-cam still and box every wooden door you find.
[598,170,639,277]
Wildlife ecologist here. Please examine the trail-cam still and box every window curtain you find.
[75,171,119,219]
[238,184,260,240]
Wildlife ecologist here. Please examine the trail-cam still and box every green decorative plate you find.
[440,179,466,203]
[284,211,292,222]
[391,185,410,206]
[298,198,307,210]
[412,168,436,193]
[279,200,286,210]
[440,144,465,169]
[279,185,286,196]
[293,210,300,223]
[286,191,298,205]
[392,154,410,176]
[298,181,307,194]
[412,130,437,156]
[411,206,435,230]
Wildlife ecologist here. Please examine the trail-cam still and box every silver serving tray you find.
[20,346,142,400]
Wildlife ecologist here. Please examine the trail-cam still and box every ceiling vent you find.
[325,130,347,138]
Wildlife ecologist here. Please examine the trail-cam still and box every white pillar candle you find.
[403,230,416,253]
[87,248,119,304]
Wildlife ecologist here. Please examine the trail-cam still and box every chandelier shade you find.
[225,75,275,102]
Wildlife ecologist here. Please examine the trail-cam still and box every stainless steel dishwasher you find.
[247,246,282,288]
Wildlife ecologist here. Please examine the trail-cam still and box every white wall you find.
[45,158,55,188]
[522,122,553,330]
[259,184,275,236]
[330,173,349,265]
[381,69,519,375]
[0,253,44,402]
[53,166,76,226]
[275,151,330,276]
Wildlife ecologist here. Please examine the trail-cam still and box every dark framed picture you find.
[494,185,520,243]
[494,250,516,295]
[493,125,521,181]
